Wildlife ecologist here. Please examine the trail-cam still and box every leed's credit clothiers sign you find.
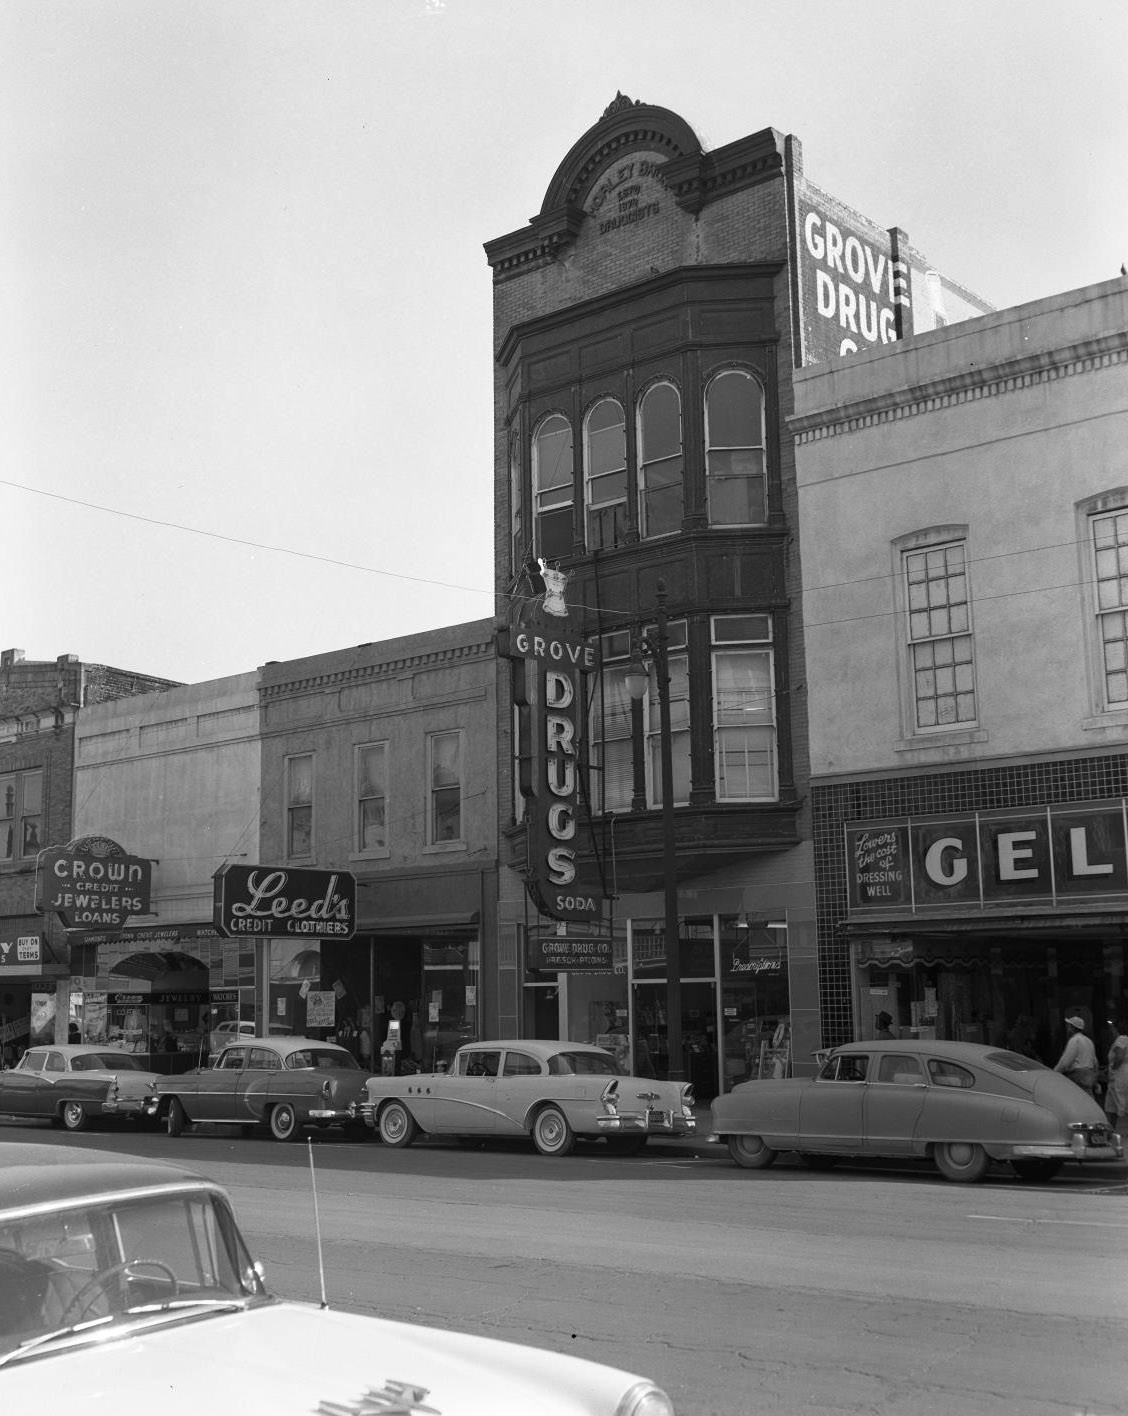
[213,865,356,939]
[846,801,1128,913]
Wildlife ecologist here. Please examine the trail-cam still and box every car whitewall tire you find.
[269,1103,301,1142]
[532,1105,575,1156]
[61,1100,88,1132]
[378,1100,419,1148]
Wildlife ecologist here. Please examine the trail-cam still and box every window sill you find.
[1081,713,1128,737]
[350,848,391,862]
[894,728,988,756]
[422,841,467,855]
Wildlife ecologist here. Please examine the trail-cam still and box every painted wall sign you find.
[213,865,357,940]
[502,620,603,923]
[846,802,1128,913]
[37,845,153,929]
[796,198,911,364]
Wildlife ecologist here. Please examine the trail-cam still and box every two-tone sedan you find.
[0,1045,160,1133]
[353,1039,696,1155]
[143,1036,368,1142]
[710,1039,1124,1183]
[0,1143,677,1414]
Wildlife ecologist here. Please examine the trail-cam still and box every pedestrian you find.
[1104,1013,1128,1138]
[874,1011,894,1040]
[1053,1014,1098,1094]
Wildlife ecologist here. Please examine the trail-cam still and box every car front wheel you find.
[532,1105,575,1156]
[1011,1158,1064,1183]
[933,1140,990,1182]
[727,1134,778,1169]
[378,1101,419,1148]
[167,1098,187,1137]
[269,1103,302,1142]
[61,1100,89,1132]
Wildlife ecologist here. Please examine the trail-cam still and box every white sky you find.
[3,0,1125,686]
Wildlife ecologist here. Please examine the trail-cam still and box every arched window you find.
[532,414,574,561]
[705,370,766,526]
[584,399,627,551]
[637,382,683,539]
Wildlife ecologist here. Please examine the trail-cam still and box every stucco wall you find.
[793,279,1128,779]
[73,674,262,925]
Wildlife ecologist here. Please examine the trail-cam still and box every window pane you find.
[639,383,681,461]
[706,372,766,527]
[288,806,312,857]
[21,772,42,814]
[430,734,462,843]
[904,542,976,731]
[288,757,312,806]
[707,370,762,446]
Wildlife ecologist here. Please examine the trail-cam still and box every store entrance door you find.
[631,980,719,1099]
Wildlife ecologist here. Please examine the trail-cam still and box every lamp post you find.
[624,581,684,1083]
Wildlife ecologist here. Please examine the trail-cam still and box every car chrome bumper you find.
[307,1107,354,1123]
[351,1101,377,1127]
[596,1109,696,1135]
[1011,1140,1124,1162]
[102,1098,147,1117]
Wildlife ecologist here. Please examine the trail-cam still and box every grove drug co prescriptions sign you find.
[846,801,1128,914]
[213,865,356,939]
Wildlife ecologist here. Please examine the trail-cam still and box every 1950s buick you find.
[353,1039,696,1156]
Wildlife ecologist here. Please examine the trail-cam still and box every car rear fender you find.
[917,1088,1063,1155]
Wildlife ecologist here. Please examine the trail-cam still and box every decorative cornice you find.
[791,333,1128,444]
[259,640,494,700]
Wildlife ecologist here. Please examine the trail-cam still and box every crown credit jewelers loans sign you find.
[213,865,356,939]
[37,846,152,929]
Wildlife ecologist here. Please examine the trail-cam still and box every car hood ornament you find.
[318,1381,441,1416]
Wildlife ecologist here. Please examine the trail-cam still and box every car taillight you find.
[321,1079,332,1100]
[600,1079,620,1114]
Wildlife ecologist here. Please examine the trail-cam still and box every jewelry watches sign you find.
[213,865,356,939]
[846,801,1128,913]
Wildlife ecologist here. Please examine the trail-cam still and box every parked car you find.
[143,1036,368,1142]
[207,1019,257,1061]
[353,1038,696,1155]
[0,1143,676,1414]
[710,1039,1124,1183]
[0,1045,160,1132]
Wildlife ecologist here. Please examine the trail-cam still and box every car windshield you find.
[983,1049,1050,1072]
[547,1051,623,1077]
[70,1054,146,1072]
[0,1190,266,1363]
[283,1048,359,1070]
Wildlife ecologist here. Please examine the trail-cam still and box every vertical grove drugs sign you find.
[503,622,604,923]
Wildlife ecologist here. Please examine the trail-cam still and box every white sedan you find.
[354,1038,696,1155]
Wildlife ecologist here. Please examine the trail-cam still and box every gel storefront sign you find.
[846,802,1128,913]
[213,865,356,939]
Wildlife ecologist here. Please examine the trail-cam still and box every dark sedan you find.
[144,1036,368,1142]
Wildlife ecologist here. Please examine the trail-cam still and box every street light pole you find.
[626,579,684,1083]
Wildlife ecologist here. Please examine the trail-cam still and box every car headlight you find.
[616,1382,676,1416]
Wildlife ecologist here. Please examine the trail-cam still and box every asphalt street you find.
[3,1119,1126,1416]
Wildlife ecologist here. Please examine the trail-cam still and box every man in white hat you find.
[1053,1014,1098,1094]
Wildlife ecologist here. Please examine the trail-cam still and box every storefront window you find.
[719,918,790,1087]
